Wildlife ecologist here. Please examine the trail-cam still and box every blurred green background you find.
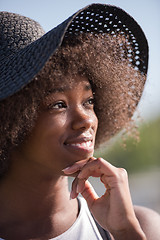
[2,0,160,214]
[95,117,160,174]
[93,117,160,213]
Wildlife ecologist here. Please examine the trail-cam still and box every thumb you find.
[81,180,99,209]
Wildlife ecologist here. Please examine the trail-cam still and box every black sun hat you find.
[0,4,148,101]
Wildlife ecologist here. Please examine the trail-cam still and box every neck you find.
[0,155,79,239]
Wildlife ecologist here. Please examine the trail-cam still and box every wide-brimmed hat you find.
[0,4,148,101]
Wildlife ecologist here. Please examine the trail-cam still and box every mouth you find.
[64,137,94,153]
[65,140,93,149]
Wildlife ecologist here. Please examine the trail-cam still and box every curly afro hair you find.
[0,33,145,177]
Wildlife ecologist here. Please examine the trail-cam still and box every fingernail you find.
[62,167,71,172]
[76,185,80,193]
[77,171,82,178]
[70,191,75,199]
[69,194,72,200]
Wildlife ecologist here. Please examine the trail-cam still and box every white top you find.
[0,197,103,240]
[50,197,103,240]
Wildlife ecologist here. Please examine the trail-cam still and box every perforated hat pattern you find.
[65,5,148,74]
[0,4,148,100]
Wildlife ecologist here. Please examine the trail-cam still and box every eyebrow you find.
[85,84,92,91]
[51,83,92,93]
[51,87,67,93]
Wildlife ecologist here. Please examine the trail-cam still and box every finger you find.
[76,178,87,194]
[62,157,96,175]
[77,158,116,180]
[80,180,99,208]
[100,174,111,190]
[77,174,111,199]
[70,177,79,199]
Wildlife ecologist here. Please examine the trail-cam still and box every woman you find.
[0,4,160,240]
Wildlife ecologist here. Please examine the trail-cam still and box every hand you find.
[63,157,146,239]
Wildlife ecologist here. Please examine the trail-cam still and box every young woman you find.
[0,4,160,240]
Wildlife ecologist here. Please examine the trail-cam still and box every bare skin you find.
[0,76,98,239]
[0,172,78,239]
[63,157,160,240]
[63,158,146,240]
[0,76,160,239]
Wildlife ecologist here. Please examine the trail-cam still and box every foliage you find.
[95,118,160,173]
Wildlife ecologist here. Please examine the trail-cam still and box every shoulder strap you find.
[92,215,112,240]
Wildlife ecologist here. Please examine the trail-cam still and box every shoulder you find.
[134,205,160,223]
[134,205,160,240]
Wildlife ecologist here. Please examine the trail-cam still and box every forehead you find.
[49,75,92,93]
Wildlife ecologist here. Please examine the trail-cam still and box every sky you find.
[1,0,160,122]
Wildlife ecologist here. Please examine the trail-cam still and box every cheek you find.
[41,115,67,142]
[29,113,67,147]
[46,115,66,130]
[93,113,98,133]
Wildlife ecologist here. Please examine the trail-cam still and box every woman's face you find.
[19,76,98,175]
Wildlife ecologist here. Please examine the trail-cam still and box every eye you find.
[48,101,67,110]
[84,97,95,107]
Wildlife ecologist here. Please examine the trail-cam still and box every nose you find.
[71,107,95,131]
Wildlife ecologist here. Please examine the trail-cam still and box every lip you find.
[64,136,94,153]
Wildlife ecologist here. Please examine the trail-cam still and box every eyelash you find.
[48,101,67,110]
[47,97,95,110]
[84,97,95,106]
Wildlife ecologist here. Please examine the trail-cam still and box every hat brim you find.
[0,4,148,100]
